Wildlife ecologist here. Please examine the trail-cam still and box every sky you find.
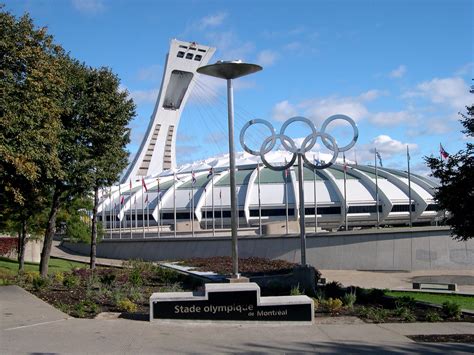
[5,0,473,176]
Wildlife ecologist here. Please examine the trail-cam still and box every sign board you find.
[150,283,313,323]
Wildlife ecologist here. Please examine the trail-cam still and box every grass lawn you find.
[386,291,474,311]
[0,256,87,277]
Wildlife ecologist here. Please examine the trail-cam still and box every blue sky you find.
[5,0,473,175]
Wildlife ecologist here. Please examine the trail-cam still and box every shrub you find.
[53,272,64,284]
[128,268,143,287]
[425,309,442,322]
[393,307,416,322]
[290,284,303,296]
[117,298,138,313]
[358,306,390,323]
[22,270,39,283]
[315,289,326,302]
[99,271,116,286]
[32,276,49,291]
[159,283,184,293]
[311,298,320,311]
[73,300,99,318]
[322,298,343,315]
[442,301,461,320]
[395,296,417,310]
[324,281,345,298]
[342,289,357,309]
[63,274,79,288]
[154,266,180,284]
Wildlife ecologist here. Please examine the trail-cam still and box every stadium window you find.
[348,205,382,213]
[391,204,416,212]
[194,55,202,61]
[186,53,193,59]
[179,45,188,49]
[425,204,439,211]
[177,51,185,58]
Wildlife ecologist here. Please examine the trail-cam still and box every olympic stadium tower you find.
[97,40,441,236]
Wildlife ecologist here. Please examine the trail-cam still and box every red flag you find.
[439,143,449,159]
[129,179,132,189]
[120,196,124,205]
[145,194,148,204]
[141,177,148,192]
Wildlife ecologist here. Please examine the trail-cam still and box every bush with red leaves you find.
[0,238,18,256]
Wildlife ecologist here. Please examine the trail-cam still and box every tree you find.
[425,103,474,241]
[0,9,65,270]
[82,68,135,269]
[39,59,93,277]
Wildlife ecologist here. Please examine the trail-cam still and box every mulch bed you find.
[408,334,474,343]
[178,256,298,276]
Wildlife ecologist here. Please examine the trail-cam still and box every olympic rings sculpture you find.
[239,115,359,171]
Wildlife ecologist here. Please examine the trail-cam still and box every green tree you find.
[425,103,473,241]
[39,59,93,277]
[81,68,135,269]
[0,9,65,270]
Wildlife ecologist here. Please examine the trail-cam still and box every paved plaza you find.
[1,286,473,354]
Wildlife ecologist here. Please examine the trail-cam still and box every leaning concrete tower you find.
[122,39,216,182]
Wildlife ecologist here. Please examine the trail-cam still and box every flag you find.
[343,157,348,172]
[407,146,411,161]
[157,178,160,193]
[207,167,214,179]
[134,195,136,205]
[129,179,132,190]
[144,194,148,204]
[376,151,383,167]
[174,173,181,181]
[439,143,449,159]
[141,177,148,192]
[219,190,222,199]
[284,158,288,178]
[120,196,124,205]
[192,171,196,185]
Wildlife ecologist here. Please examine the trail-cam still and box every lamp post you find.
[197,60,262,279]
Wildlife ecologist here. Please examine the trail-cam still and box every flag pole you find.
[129,180,132,239]
[212,173,215,236]
[119,184,122,239]
[157,178,160,238]
[375,148,380,229]
[109,187,112,239]
[313,155,317,233]
[134,195,137,234]
[285,160,289,234]
[220,189,223,229]
[141,180,145,238]
[191,172,195,238]
[173,175,177,238]
[204,188,207,230]
[407,145,413,228]
[343,153,348,231]
[257,163,262,236]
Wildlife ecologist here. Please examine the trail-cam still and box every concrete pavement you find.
[1,286,473,354]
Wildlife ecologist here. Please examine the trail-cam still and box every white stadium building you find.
[97,39,441,234]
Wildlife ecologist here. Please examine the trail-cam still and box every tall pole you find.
[141,182,145,238]
[257,163,262,236]
[220,189,223,229]
[204,188,207,230]
[285,165,289,234]
[226,78,239,277]
[313,162,317,233]
[375,148,380,228]
[157,178,161,238]
[191,174,195,237]
[119,185,122,239]
[173,175,177,238]
[297,153,306,266]
[343,153,348,231]
[109,187,112,239]
[407,145,413,228]
[212,174,215,236]
[129,181,132,239]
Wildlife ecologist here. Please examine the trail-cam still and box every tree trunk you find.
[18,220,27,271]
[40,185,62,277]
[90,185,99,269]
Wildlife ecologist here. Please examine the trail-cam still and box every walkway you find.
[1,286,473,354]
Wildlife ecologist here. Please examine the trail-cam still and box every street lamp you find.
[197,60,262,279]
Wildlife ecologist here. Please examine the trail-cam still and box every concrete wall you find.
[61,227,473,271]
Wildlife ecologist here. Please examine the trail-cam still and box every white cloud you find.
[455,62,473,76]
[256,50,278,67]
[272,100,299,121]
[302,96,369,125]
[389,65,407,78]
[206,31,255,60]
[358,89,385,101]
[403,77,472,109]
[129,89,159,104]
[369,111,415,126]
[199,12,227,29]
[136,64,163,82]
[369,135,417,155]
[71,0,105,14]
